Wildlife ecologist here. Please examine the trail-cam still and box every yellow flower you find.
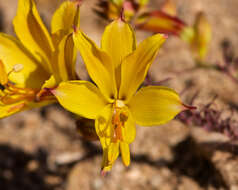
[192,12,212,61]
[52,18,190,172]
[0,0,80,118]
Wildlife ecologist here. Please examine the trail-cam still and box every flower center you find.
[115,99,125,108]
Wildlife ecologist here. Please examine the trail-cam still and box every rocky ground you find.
[0,0,238,189]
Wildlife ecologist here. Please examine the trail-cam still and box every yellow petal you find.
[73,31,117,100]
[129,86,184,126]
[119,34,166,102]
[136,11,185,35]
[95,104,114,172]
[0,101,25,118]
[51,1,80,34]
[193,12,212,60]
[101,148,112,173]
[101,19,136,87]
[52,81,107,119]
[0,60,8,85]
[51,33,77,82]
[108,142,120,164]
[120,142,130,167]
[0,99,54,119]
[51,30,67,47]
[64,34,77,80]
[96,105,133,170]
[122,113,136,144]
[13,0,54,71]
[41,75,57,89]
[95,104,113,148]
[0,33,50,89]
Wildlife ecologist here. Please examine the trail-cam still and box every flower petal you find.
[119,34,166,102]
[108,142,120,165]
[64,34,77,80]
[101,19,136,87]
[51,1,80,34]
[0,101,25,118]
[13,0,54,71]
[101,150,112,173]
[136,11,185,35]
[192,12,212,60]
[95,104,114,171]
[129,86,185,126]
[73,31,117,100]
[121,109,136,144]
[120,142,130,167]
[0,99,54,119]
[41,75,57,89]
[95,104,119,168]
[51,33,77,82]
[52,81,107,119]
[0,33,50,89]
[95,104,113,146]
[0,60,8,85]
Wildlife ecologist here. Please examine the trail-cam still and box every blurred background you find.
[0,0,238,189]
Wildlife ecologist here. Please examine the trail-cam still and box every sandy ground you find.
[0,0,238,189]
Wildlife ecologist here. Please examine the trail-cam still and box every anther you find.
[7,64,24,77]
[13,64,24,72]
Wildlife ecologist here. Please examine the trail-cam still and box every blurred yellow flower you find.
[180,12,212,62]
[192,12,212,61]
[0,0,80,118]
[53,17,191,172]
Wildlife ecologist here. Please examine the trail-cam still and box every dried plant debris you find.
[177,95,238,141]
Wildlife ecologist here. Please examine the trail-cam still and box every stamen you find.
[7,83,35,95]
[1,94,34,105]
[0,81,37,106]
[111,100,128,142]
[13,64,24,72]
[7,64,24,78]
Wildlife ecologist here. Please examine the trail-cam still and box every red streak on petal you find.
[119,7,125,22]
[7,103,25,113]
